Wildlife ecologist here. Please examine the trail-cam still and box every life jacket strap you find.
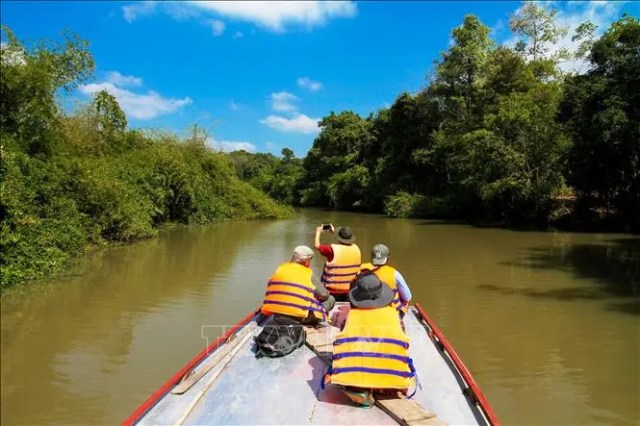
[324,263,361,270]
[334,337,409,349]
[267,280,314,295]
[330,366,414,378]
[332,352,410,363]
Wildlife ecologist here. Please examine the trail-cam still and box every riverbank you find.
[1,126,292,290]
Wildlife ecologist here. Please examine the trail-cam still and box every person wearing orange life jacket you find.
[358,244,412,317]
[314,224,361,299]
[261,245,335,324]
[323,273,416,407]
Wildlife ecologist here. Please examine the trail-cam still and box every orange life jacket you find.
[360,263,409,315]
[322,244,362,295]
[261,262,325,321]
[325,306,414,389]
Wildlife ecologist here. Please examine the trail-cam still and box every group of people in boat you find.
[260,223,414,408]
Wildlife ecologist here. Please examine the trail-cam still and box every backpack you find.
[254,315,306,358]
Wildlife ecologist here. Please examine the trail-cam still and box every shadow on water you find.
[480,238,640,316]
[416,219,555,233]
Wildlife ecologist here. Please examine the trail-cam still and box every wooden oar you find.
[304,325,445,426]
[172,322,257,395]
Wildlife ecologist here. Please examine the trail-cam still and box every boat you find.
[123,303,499,425]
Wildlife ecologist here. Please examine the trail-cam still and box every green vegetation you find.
[2,3,637,287]
[0,27,291,288]
[289,5,638,232]
[228,147,304,205]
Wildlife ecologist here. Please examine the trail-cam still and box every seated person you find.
[261,245,335,324]
[358,244,412,317]
[324,274,415,407]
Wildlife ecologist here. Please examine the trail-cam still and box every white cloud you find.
[232,31,245,39]
[79,82,192,120]
[229,99,243,111]
[105,71,143,87]
[555,1,626,73]
[208,19,226,36]
[122,1,357,32]
[122,1,158,23]
[265,141,281,154]
[260,113,320,134]
[269,91,298,112]
[206,137,256,152]
[297,76,323,92]
[504,1,626,73]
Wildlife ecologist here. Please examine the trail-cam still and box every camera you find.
[322,223,333,231]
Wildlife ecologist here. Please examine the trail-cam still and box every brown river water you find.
[1,209,639,425]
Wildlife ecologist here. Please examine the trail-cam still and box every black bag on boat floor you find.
[254,315,306,358]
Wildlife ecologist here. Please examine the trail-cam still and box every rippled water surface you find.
[2,209,639,425]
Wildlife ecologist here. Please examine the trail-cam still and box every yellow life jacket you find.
[261,262,325,321]
[326,306,414,389]
[360,263,408,315]
[322,244,362,295]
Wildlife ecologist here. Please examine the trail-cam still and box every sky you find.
[1,1,638,157]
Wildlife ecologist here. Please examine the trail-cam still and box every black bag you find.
[254,315,306,358]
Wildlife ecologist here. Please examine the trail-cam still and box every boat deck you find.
[139,306,489,425]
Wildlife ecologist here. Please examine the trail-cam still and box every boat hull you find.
[124,304,498,425]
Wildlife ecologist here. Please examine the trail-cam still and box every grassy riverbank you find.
[0,29,291,289]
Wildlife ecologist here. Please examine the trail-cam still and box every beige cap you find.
[292,245,314,260]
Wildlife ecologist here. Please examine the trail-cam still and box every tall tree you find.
[300,111,373,207]
[432,15,494,130]
[92,90,127,139]
[509,1,569,62]
[560,16,640,228]
[0,26,93,156]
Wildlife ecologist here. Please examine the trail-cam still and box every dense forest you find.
[235,6,639,232]
[1,3,638,288]
[0,26,291,288]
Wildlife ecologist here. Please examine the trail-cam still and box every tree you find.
[432,15,494,129]
[509,1,569,62]
[281,147,295,163]
[0,26,94,156]
[560,16,640,229]
[300,112,373,206]
[92,90,127,139]
[572,21,598,60]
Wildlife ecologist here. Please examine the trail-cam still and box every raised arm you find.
[314,226,323,250]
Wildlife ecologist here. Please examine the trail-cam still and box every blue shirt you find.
[394,270,412,302]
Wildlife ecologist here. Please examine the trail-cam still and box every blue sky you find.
[1,1,637,157]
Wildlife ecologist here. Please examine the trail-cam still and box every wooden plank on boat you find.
[377,398,447,426]
[304,325,333,363]
[304,324,447,426]
[174,326,256,425]
[171,322,256,395]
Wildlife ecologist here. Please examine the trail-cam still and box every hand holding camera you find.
[321,223,334,233]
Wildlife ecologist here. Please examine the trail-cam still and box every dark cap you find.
[348,273,394,309]
[337,226,355,244]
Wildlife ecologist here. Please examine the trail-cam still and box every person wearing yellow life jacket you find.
[261,245,335,324]
[314,224,361,298]
[358,244,412,317]
[323,273,415,407]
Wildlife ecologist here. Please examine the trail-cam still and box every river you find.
[1,209,638,425]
